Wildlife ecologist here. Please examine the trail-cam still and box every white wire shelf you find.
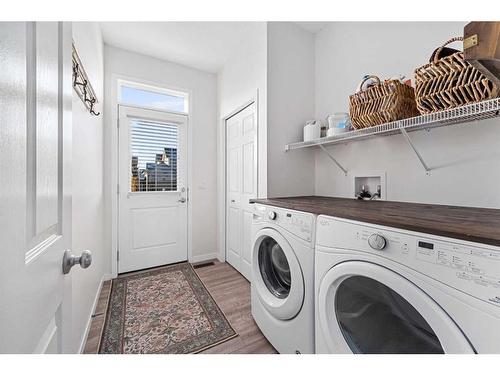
[285,98,500,175]
[285,98,500,152]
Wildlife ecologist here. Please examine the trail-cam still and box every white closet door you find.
[225,103,257,280]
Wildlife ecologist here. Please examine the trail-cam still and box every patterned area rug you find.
[99,262,237,354]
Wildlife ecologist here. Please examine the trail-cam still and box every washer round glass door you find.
[259,236,291,299]
[318,261,474,354]
[252,228,304,320]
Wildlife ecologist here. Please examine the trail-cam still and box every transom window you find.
[118,80,188,113]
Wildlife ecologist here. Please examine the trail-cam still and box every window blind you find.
[130,119,178,192]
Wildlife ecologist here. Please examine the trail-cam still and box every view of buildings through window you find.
[130,119,178,192]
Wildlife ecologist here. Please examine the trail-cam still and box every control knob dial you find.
[268,211,277,220]
[368,233,387,251]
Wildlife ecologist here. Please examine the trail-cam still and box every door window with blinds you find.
[130,119,179,192]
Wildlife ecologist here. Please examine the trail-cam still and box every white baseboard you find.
[77,274,107,354]
[190,252,219,264]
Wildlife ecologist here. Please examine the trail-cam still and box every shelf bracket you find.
[400,128,431,173]
[319,144,348,175]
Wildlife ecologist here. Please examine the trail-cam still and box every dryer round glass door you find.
[318,261,474,354]
[252,228,305,320]
[335,276,443,353]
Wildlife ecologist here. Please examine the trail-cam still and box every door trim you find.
[113,103,190,275]
[109,75,194,278]
[318,260,475,353]
[219,95,258,265]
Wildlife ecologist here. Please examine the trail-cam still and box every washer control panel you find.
[316,215,500,307]
[253,204,315,242]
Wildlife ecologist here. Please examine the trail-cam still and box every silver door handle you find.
[62,250,92,274]
[178,197,187,203]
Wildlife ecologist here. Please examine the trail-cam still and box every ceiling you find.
[100,22,264,74]
[100,22,329,74]
[294,22,329,34]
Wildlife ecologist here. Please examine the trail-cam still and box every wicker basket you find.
[349,76,420,129]
[414,37,499,114]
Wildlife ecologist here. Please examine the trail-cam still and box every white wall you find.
[216,22,317,261]
[71,22,106,352]
[104,45,218,267]
[217,22,268,198]
[216,22,267,260]
[314,22,500,209]
[267,22,316,197]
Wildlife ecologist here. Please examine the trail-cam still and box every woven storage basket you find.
[414,37,499,114]
[349,76,420,129]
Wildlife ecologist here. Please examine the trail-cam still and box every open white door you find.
[118,106,188,273]
[225,103,257,280]
[0,22,75,353]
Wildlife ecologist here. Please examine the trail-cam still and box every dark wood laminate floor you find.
[196,261,277,354]
[82,261,277,354]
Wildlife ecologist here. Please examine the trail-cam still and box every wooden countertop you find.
[249,196,500,247]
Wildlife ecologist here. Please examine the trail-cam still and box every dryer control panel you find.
[316,215,500,307]
[253,204,315,242]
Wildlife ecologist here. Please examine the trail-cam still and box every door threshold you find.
[117,260,188,277]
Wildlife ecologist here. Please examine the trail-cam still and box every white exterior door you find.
[0,22,74,353]
[118,106,188,273]
[225,103,257,280]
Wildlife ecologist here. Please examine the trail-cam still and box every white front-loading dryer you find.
[251,204,316,354]
[315,216,500,354]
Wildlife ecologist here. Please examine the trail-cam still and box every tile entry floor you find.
[83,261,277,354]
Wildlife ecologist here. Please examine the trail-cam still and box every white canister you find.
[303,120,321,141]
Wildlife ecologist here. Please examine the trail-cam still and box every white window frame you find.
[117,79,189,114]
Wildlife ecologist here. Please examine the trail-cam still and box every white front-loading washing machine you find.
[251,204,316,354]
[315,215,500,354]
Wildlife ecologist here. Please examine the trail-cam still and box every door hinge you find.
[117,184,120,195]
[117,118,120,129]
[117,251,119,262]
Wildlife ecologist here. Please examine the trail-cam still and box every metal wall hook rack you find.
[72,43,100,116]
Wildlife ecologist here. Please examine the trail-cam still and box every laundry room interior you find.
[2,1,500,371]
